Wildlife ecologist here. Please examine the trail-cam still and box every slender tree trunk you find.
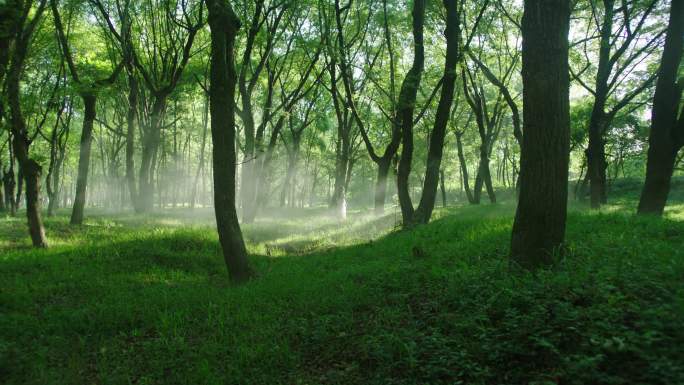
[396,0,426,224]
[411,0,459,225]
[191,92,209,209]
[126,71,139,211]
[638,1,684,215]
[5,167,16,215]
[455,132,474,203]
[70,94,96,225]
[207,0,251,283]
[482,159,496,203]
[138,97,165,212]
[439,169,447,207]
[6,5,48,246]
[15,167,22,209]
[586,0,614,209]
[510,0,570,269]
[47,153,63,217]
[0,167,5,212]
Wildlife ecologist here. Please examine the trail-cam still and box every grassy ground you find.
[1,192,684,384]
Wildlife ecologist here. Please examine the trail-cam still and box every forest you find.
[1,0,683,383]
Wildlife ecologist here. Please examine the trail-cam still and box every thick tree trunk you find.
[638,1,684,215]
[207,0,251,283]
[70,94,96,225]
[510,0,570,269]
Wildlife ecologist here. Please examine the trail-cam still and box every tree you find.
[637,0,684,216]
[395,0,426,224]
[51,0,123,225]
[461,65,506,204]
[3,0,49,247]
[130,0,203,213]
[572,0,661,209]
[397,0,486,227]
[510,0,571,268]
[207,0,251,283]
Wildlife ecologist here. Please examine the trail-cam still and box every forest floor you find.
[2,182,684,384]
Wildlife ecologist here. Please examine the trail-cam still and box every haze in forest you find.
[1,0,683,383]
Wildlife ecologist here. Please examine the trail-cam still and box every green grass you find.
[1,195,684,384]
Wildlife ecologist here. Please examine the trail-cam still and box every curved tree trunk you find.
[6,0,48,247]
[396,0,426,224]
[207,0,251,283]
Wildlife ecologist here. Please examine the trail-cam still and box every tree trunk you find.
[125,70,139,211]
[207,0,251,283]
[0,167,5,212]
[23,159,47,247]
[191,92,209,209]
[396,0,426,224]
[6,3,48,247]
[138,97,165,213]
[70,94,96,225]
[374,158,391,215]
[637,0,684,215]
[411,0,459,225]
[4,167,16,215]
[439,169,447,207]
[510,0,570,269]
[455,131,474,203]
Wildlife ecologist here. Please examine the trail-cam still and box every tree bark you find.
[0,167,5,212]
[396,0,426,224]
[510,0,570,269]
[138,96,166,212]
[455,131,474,203]
[411,0,460,225]
[207,0,251,283]
[125,70,139,211]
[6,0,48,247]
[586,0,614,209]
[439,169,447,207]
[637,0,684,215]
[70,94,96,224]
[374,158,391,214]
